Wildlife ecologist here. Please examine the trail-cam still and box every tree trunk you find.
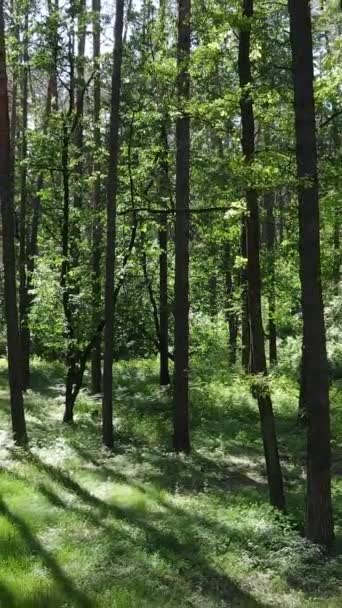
[238,0,285,510]
[331,114,340,292]
[61,121,75,424]
[90,0,103,395]
[159,211,170,385]
[158,118,170,386]
[0,0,27,445]
[264,192,277,365]
[102,0,124,448]
[288,0,334,547]
[240,221,250,371]
[19,9,30,390]
[173,0,191,454]
[25,1,58,375]
[224,241,238,366]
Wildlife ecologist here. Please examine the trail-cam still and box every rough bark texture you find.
[90,0,103,395]
[288,0,334,547]
[239,0,285,510]
[0,1,27,445]
[102,0,124,448]
[173,0,191,454]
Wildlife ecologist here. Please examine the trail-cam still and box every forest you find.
[0,0,341,606]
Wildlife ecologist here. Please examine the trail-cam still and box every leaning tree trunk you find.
[173,0,191,454]
[90,0,102,395]
[0,0,27,445]
[288,0,334,547]
[238,0,285,510]
[102,0,124,448]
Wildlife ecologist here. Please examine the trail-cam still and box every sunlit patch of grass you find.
[0,357,341,607]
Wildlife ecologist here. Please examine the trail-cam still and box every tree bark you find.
[238,0,285,510]
[90,0,103,395]
[159,211,170,385]
[102,0,124,448]
[264,192,277,365]
[19,9,30,390]
[173,0,191,454]
[158,119,171,386]
[288,0,334,547]
[0,0,27,445]
[240,221,250,371]
[224,240,238,366]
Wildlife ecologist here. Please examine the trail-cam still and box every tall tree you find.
[90,0,102,395]
[288,0,334,546]
[0,0,27,445]
[102,0,125,448]
[158,123,170,386]
[173,0,191,453]
[19,7,30,390]
[238,0,285,510]
[264,191,277,365]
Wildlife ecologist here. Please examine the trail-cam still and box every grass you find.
[0,354,341,608]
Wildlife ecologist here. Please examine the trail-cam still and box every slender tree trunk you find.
[331,114,341,292]
[224,241,238,366]
[102,0,124,448]
[173,0,191,454]
[158,118,170,386]
[159,210,170,385]
[288,0,334,547]
[26,1,58,367]
[61,121,75,424]
[240,221,250,371]
[90,0,102,395]
[0,0,27,445]
[264,192,277,365]
[10,0,18,166]
[19,9,30,390]
[238,0,285,510]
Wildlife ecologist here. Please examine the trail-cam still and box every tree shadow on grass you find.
[0,497,93,608]
[0,582,16,608]
[10,450,272,608]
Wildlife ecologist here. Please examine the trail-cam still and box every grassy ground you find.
[0,355,341,608]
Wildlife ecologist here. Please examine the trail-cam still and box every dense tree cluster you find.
[0,0,341,549]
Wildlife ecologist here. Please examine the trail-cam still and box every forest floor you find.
[0,356,341,608]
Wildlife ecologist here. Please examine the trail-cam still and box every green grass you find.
[0,356,341,607]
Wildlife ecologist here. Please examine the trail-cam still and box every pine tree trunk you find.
[102,0,124,448]
[238,0,285,510]
[288,0,334,547]
[90,0,103,395]
[0,0,27,445]
[173,0,191,454]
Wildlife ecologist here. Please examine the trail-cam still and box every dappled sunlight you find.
[0,359,341,606]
